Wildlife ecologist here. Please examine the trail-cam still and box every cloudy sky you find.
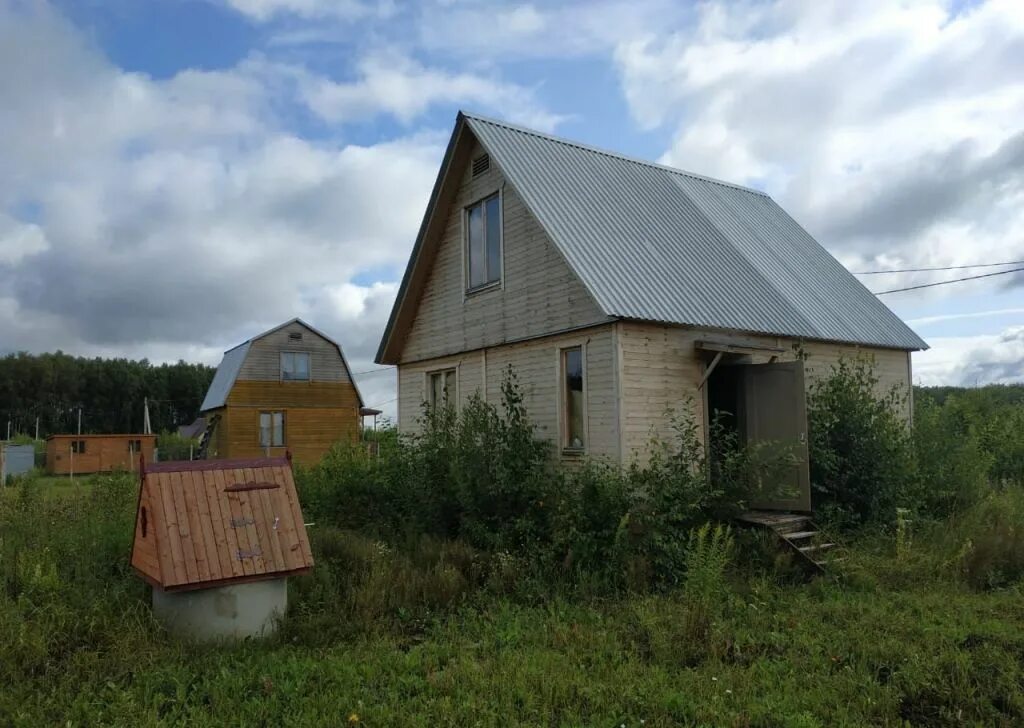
[2,0,1023,416]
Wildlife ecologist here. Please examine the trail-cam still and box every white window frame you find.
[557,342,588,453]
[280,351,311,382]
[425,366,459,410]
[259,411,286,447]
[463,190,503,295]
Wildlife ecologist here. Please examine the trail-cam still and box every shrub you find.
[948,488,1024,590]
[806,357,917,528]
[155,430,199,462]
[912,395,993,517]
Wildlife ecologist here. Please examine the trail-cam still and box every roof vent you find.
[288,332,303,341]
[472,154,490,177]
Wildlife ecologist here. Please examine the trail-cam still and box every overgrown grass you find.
[2,370,1024,724]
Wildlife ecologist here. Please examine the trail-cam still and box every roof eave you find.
[375,113,470,365]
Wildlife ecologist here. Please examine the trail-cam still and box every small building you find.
[199,318,364,466]
[177,417,207,440]
[131,456,313,640]
[376,112,927,513]
[46,434,156,475]
[1,443,35,482]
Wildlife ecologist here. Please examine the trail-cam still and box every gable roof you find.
[200,318,364,412]
[131,456,314,591]
[376,112,926,363]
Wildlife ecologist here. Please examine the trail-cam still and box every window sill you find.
[561,447,586,457]
[465,281,501,297]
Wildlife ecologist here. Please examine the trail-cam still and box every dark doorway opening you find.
[701,354,812,512]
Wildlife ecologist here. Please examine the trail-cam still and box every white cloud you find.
[223,0,393,22]
[0,1,441,377]
[915,326,1024,386]
[0,216,49,265]
[614,0,1024,280]
[299,51,565,130]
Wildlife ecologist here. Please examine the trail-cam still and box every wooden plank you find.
[201,469,240,579]
[189,470,222,581]
[172,468,203,585]
[176,471,208,583]
[267,465,303,570]
[280,466,314,567]
[243,466,276,573]
[235,467,268,573]
[218,468,256,577]
[158,473,190,586]
[255,466,288,572]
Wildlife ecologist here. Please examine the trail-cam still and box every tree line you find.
[0,352,215,438]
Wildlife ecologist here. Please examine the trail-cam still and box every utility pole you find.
[5,420,9,441]
[34,417,39,441]
[77,406,82,435]
[143,397,152,435]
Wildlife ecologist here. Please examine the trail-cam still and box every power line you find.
[350,366,396,376]
[855,259,1024,275]
[873,266,1024,295]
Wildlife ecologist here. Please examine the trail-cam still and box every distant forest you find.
[0,352,215,438]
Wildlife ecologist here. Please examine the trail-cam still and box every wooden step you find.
[782,530,818,540]
[798,543,835,554]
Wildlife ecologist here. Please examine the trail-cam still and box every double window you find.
[562,347,585,451]
[71,439,86,454]
[281,351,310,381]
[127,439,142,453]
[466,193,501,291]
[428,368,457,410]
[259,411,285,447]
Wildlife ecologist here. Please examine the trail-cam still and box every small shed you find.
[46,434,156,475]
[131,455,314,639]
[1,443,35,482]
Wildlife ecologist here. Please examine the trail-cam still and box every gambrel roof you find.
[201,318,364,412]
[376,112,927,363]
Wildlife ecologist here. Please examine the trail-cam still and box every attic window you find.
[472,154,490,177]
[466,193,502,290]
[281,351,310,381]
[288,332,303,341]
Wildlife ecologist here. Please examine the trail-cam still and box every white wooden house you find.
[376,112,927,512]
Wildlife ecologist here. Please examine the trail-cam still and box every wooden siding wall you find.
[618,322,913,460]
[400,138,610,364]
[399,324,619,460]
[217,381,360,465]
[46,436,156,475]
[238,321,351,382]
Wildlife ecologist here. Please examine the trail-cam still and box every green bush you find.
[155,430,199,462]
[912,395,993,517]
[807,357,917,527]
[947,488,1024,590]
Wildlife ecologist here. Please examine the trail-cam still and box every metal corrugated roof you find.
[200,341,249,412]
[464,113,927,351]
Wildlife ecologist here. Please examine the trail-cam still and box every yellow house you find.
[199,319,363,466]
[376,112,927,513]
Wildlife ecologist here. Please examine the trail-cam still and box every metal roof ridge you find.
[460,110,770,198]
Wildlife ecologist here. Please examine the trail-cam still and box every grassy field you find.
[2,473,1023,726]
[3,377,1024,726]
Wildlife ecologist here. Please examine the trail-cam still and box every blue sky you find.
[2,0,1024,414]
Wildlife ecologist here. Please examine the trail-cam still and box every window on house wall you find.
[466,193,501,290]
[71,439,86,454]
[562,347,585,450]
[427,369,457,409]
[259,411,285,447]
[127,439,142,453]
[281,351,311,381]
